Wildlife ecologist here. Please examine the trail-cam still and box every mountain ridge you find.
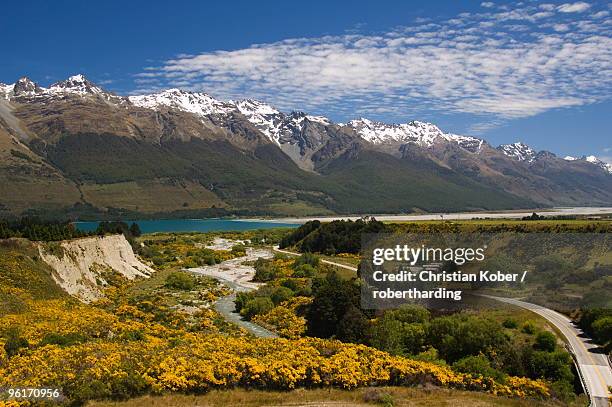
[0,74,610,218]
[2,74,608,171]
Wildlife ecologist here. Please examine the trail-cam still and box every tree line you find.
[0,217,142,242]
[0,217,90,241]
[279,218,387,254]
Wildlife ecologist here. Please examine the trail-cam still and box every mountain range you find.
[0,74,610,219]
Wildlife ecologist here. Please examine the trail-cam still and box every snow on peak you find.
[234,99,280,116]
[1,74,116,100]
[0,82,13,100]
[347,118,441,145]
[305,114,331,125]
[347,118,483,152]
[49,74,105,95]
[498,142,536,162]
[233,99,285,143]
[581,155,612,173]
[563,155,611,172]
[129,89,235,116]
[13,76,42,96]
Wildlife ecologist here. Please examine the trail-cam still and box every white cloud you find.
[553,23,571,31]
[135,2,612,127]
[557,2,591,13]
[481,2,495,8]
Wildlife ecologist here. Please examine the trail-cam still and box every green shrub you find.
[235,292,254,313]
[293,252,320,268]
[293,264,316,278]
[534,331,557,352]
[39,332,86,347]
[521,321,537,335]
[253,258,279,282]
[231,244,246,256]
[3,328,29,357]
[270,286,294,305]
[453,354,506,383]
[240,297,274,320]
[164,272,196,290]
[502,318,518,329]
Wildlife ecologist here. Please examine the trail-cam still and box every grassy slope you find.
[319,150,534,213]
[0,239,69,313]
[87,387,580,407]
[29,133,538,217]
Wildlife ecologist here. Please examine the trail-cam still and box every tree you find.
[337,305,369,343]
[129,222,142,237]
[524,350,574,383]
[427,314,507,363]
[534,331,557,352]
[306,272,365,339]
[592,316,612,350]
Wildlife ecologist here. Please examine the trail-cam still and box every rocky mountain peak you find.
[567,155,612,173]
[13,76,42,96]
[346,118,483,152]
[129,88,235,116]
[497,142,537,162]
[49,74,105,95]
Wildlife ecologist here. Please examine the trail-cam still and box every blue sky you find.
[1,0,610,160]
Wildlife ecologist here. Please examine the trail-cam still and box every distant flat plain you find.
[243,206,612,224]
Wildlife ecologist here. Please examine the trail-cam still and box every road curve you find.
[273,247,612,406]
[481,295,612,407]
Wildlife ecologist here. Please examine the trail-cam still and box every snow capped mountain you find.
[233,101,333,145]
[0,82,13,99]
[0,74,608,176]
[12,77,42,96]
[497,142,537,162]
[2,74,117,100]
[49,74,105,95]
[347,118,484,152]
[127,90,334,146]
[233,99,284,143]
[129,88,235,116]
[563,155,612,173]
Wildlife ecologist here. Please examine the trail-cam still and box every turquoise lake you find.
[75,219,300,234]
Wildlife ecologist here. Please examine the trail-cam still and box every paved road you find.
[274,246,358,272]
[482,295,612,407]
[246,206,612,224]
[274,247,612,406]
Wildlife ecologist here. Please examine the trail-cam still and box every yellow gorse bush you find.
[0,333,549,400]
[252,297,312,339]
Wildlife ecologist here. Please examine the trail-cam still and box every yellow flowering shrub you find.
[0,239,550,405]
[0,334,549,403]
[252,297,312,339]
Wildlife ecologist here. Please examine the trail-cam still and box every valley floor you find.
[243,206,612,224]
